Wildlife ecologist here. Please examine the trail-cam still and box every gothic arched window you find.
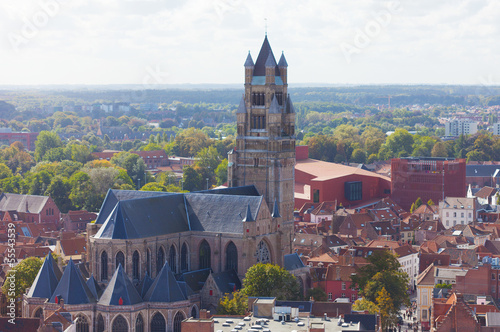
[101,251,108,281]
[256,240,271,263]
[157,247,165,274]
[151,312,166,332]
[116,251,125,269]
[191,306,198,319]
[132,251,140,281]
[181,243,189,272]
[146,249,151,276]
[97,314,104,332]
[135,314,144,332]
[169,245,177,273]
[112,315,128,332]
[75,314,89,332]
[33,307,43,319]
[199,240,211,270]
[173,311,185,332]
[225,241,238,272]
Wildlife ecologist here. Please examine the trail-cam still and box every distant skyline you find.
[1,0,500,86]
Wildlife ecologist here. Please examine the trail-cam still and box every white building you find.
[394,245,419,290]
[493,123,500,136]
[445,119,478,137]
[439,197,478,229]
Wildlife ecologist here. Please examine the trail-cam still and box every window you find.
[423,294,428,306]
[328,293,332,301]
[446,212,449,217]
[446,220,449,226]
[146,249,151,276]
[101,251,108,281]
[157,247,165,274]
[342,282,346,290]
[341,293,346,298]
[469,213,472,218]
[75,314,89,332]
[453,212,457,217]
[169,245,177,273]
[116,251,125,269]
[181,243,189,272]
[225,241,238,272]
[112,315,128,332]
[493,286,496,293]
[132,251,140,281]
[173,312,185,332]
[97,314,105,332]
[199,240,211,269]
[135,314,144,332]
[151,312,166,332]
[313,189,320,203]
[351,294,357,302]
[422,309,427,320]
[345,181,362,201]
[461,212,464,217]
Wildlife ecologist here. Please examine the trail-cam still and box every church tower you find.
[228,36,296,222]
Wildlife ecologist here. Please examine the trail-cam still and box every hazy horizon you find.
[1,0,499,86]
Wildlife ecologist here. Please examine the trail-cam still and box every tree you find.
[350,250,409,311]
[352,298,379,314]
[35,131,63,162]
[217,290,248,315]
[383,129,414,158]
[215,159,228,186]
[69,171,100,211]
[46,176,73,213]
[305,287,327,301]
[2,257,43,311]
[351,149,367,164]
[87,167,119,199]
[110,152,146,186]
[427,199,435,206]
[140,182,167,192]
[241,263,301,300]
[377,287,397,331]
[431,141,448,157]
[182,166,202,192]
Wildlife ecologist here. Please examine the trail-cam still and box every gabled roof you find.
[284,253,305,271]
[98,264,142,306]
[466,164,500,177]
[95,187,263,239]
[0,193,50,214]
[136,272,154,298]
[253,36,280,77]
[27,254,61,299]
[49,259,96,305]
[417,263,435,285]
[177,268,211,293]
[86,274,103,300]
[144,261,186,303]
[211,269,241,294]
[475,186,497,199]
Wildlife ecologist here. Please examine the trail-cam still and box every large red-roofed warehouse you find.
[294,146,391,209]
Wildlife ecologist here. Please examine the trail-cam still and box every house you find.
[54,236,86,262]
[439,197,478,229]
[324,264,359,303]
[200,270,241,313]
[433,293,482,331]
[61,210,97,232]
[0,193,60,226]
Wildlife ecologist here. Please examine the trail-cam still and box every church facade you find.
[23,36,296,332]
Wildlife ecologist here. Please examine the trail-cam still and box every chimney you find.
[26,200,29,212]
[336,266,341,280]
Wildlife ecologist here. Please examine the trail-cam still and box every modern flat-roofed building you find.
[445,119,478,137]
[391,157,466,211]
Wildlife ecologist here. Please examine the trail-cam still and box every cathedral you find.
[23,35,296,332]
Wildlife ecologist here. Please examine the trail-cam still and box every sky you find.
[1,0,500,86]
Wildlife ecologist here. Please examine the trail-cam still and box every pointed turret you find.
[265,53,277,68]
[244,52,254,67]
[144,261,186,303]
[136,272,154,298]
[237,96,246,114]
[268,95,280,114]
[49,259,96,305]
[86,274,103,300]
[243,204,254,222]
[285,94,295,114]
[272,198,281,218]
[98,264,142,306]
[27,254,61,299]
[253,36,280,76]
[278,52,288,67]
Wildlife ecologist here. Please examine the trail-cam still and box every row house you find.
[439,196,478,229]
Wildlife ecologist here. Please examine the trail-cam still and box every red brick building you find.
[324,264,359,303]
[93,150,169,169]
[0,130,38,151]
[295,146,391,209]
[391,157,466,211]
[61,210,97,232]
[0,193,60,226]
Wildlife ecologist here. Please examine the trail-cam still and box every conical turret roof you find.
[49,259,96,305]
[98,264,142,306]
[278,52,288,67]
[272,198,281,218]
[253,36,280,76]
[268,95,280,114]
[136,272,154,298]
[243,204,254,222]
[144,261,186,303]
[237,96,246,114]
[27,254,61,299]
[244,52,254,67]
[86,274,103,300]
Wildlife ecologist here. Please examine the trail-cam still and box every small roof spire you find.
[237,95,246,114]
[243,204,254,222]
[244,51,254,67]
[268,95,280,114]
[278,51,288,67]
[265,53,277,68]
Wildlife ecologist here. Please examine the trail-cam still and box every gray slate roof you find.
[86,274,103,300]
[211,269,241,294]
[136,272,154,298]
[244,52,254,67]
[278,52,288,67]
[177,268,211,293]
[95,187,263,240]
[27,254,61,299]
[144,261,187,303]
[98,264,142,306]
[253,36,280,77]
[268,95,280,114]
[0,193,49,214]
[285,94,295,114]
[284,253,305,271]
[49,259,96,305]
[467,165,500,177]
[237,96,246,114]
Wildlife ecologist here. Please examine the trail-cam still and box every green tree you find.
[352,298,379,314]
[351,149,367,163]
[0,163,13,179]
[182,166,202,192]
[2,257,43,311]
[140,182,167,192]
[241,263,301,300]
[427,199,435,206]
[383,129,414,158]
[110,152,146,186]
[350,250,409,311]
[377,287,397,331]
[215,159,228,185]
[35,131,63,162]
[217,290,248,315]
[305,287,327,301]
[70,144,93,164]
[46,176,73,213]
[69,171,100,211]
[431,141,448,157]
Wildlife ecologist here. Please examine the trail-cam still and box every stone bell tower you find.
[228,35,296,222]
